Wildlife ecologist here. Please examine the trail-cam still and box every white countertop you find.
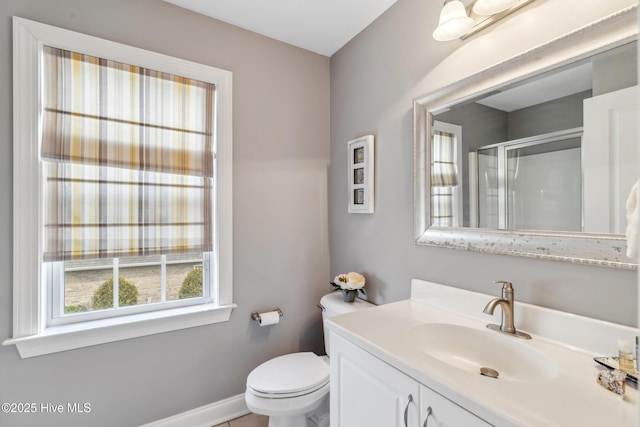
[325,279,638,426]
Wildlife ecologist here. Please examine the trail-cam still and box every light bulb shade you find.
[433,1,474,41]
[472,0,519,16]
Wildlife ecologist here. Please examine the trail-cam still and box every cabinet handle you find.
[423,406,432,427]
[404,394,413,427]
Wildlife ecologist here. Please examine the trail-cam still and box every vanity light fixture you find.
[433,0,536,41]
[432,0,474,42]
[472,0,519,15]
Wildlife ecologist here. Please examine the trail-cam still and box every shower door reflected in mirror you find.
[474,147,498,229]
[467,129,582,232]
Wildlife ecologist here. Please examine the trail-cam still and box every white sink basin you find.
[408,323,558,383]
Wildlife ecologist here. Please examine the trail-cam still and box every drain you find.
[480,367,499,379]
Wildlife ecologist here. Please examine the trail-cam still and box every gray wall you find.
[330,0,637,325]
[507,91,589,140]
[0,1,329,426]
[593,43,638,96]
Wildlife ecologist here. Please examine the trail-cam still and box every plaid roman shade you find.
[431,130,459,187]
[42,46,215,261]
[431,130,458,227]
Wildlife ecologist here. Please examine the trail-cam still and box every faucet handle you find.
[493,280,513,290]
[493,280,513,291]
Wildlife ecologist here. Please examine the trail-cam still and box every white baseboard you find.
[140,394,250,427]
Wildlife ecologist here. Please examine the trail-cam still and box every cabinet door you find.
[420,385,491,427]
[331,333,420,427]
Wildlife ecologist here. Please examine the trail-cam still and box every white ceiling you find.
[163,0,399,57]
[477,63,594,112]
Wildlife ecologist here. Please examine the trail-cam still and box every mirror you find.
[413,6,638,269]
[433,42,636,232]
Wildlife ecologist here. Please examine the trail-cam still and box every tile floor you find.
[213,412,268,427]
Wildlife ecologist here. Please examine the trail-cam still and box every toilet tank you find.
[320,292,375,356]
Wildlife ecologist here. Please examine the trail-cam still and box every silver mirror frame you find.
[413,5,638,270]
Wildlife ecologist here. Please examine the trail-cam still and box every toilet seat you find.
[247,352,329,399]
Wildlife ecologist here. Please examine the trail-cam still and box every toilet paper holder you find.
[251,308,284,322]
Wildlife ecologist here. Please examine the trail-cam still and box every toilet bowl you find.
[245,293,374,427]
[245,353,329,427]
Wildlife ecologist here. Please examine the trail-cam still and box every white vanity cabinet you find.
[327,279,640,426]
[420,385,491,427]
[330,332,419,427]
[330,332,491,427]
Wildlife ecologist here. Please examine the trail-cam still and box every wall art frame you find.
[348,135,374,214]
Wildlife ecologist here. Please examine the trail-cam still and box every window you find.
[51,254,211,325]
[7,18,234,358]
[431,121,463,227]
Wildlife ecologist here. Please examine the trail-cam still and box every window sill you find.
[3,303,236,358]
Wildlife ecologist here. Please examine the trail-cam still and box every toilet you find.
[245,292,374,427]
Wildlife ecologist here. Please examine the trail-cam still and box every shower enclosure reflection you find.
[472,129,582,231]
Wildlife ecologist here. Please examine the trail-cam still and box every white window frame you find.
[49,254,211,326]
[5,17,234,358]
[432,121,464,227]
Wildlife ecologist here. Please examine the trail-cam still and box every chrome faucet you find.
[483,281,531,339]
